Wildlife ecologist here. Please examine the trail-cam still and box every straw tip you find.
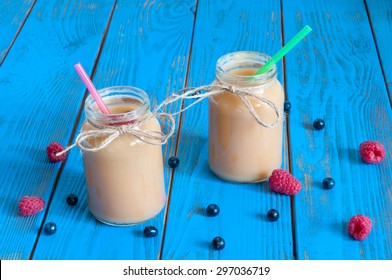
[303,25,312,34]
[74,62,82,69]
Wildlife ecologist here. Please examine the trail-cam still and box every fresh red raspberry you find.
[46,142,67,162]
[348,215,372,241]
[268,169,302,195]
[18,196,45,216]
[359,141,386,164]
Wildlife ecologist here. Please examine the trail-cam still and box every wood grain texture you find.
[283,0,392,259]
[161,0,294,260]
[0,0,35,64]
[366,0,392,86]
[32,0,196,260]
[0,0,116,260]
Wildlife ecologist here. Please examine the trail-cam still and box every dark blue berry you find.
[44,222,57,235]
[322,177,335,190]
[313,119,325,130]
[206,204,220,217]
[284,101,291,112]
[66,194,78,206]
[267,209,279,222]
[168,156,180,168]
[143,226,158,238]
[212,236,225,250]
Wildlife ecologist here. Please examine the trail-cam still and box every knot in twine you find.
[58,82,282,156]
[59,112,175,155]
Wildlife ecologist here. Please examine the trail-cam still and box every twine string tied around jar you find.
[56,83,282,156]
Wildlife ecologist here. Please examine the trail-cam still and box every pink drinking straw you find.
[74,63,111,114]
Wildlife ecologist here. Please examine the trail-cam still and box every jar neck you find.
[84,86,150,127]
[215,51,277,88]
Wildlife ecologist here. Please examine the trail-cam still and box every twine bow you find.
[58,112,175,155]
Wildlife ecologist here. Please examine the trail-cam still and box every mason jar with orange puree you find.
[209,51,284,183]
[81,86,166,226]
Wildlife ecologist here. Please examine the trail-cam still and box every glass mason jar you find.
[208,51,284,183]
[81,86,166,226]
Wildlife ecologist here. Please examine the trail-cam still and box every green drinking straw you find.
[254,25,312,75]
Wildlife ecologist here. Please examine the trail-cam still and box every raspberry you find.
[359,141,386,164]
[18,196,45,216]
[348,215,372,241]
[46,142,67,162]
[268,169,302,195]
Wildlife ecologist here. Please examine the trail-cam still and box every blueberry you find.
[66,194,78,206]
[143,226,158,238]
[267,209,280,222]
[284,101,291,112]
[44,222,57,235]
[212,236,225,250]
[313,119,325,130]
[322,177,335,190]
[168,156,180,168]
[206,204,220,217]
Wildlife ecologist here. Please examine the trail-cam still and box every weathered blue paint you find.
[283,0,392,259]
[0,0,390,260]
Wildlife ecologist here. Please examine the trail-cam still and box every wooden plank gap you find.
[158,0,200,260]
[28,0,119,260]
[363,0,392,106]
[0,0,37,66]
[280,0,298,260]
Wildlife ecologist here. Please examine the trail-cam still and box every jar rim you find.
[85,86,150,126]
[216,51,277,86]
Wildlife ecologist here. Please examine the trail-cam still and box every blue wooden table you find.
[0,0,391,260]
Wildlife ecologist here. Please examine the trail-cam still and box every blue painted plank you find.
[32,0,196,259]
[0,0,116,260]
[0,0,35,64]
[366,0,392,85]
[161,0,293,260]
[283,0,392,259]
